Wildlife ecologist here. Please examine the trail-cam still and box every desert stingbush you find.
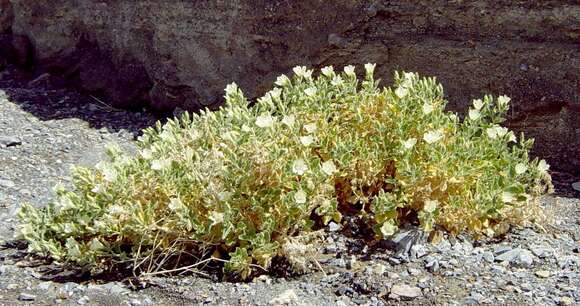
[19,64,552,278]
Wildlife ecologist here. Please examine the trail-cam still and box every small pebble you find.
[18,293,36,301]
[535,270,551,278]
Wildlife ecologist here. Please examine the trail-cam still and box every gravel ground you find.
[0,67,578,306]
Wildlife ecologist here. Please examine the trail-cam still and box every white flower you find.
[537,159,550,173]
[364,63,376,75]
[497,95,511,107]
[269,88,282,100]
[66,237,82,257]
[225,82,238,96]
[380,221,397,237]
[422,103,434,115]
[255,114,275,128]
[282,115,295,127]
[89,238,105,251]
[294,190,307,204]
[331,76,344,86]
[209,211,224,225]
[293,66,308,78]
[168,197,183,211]
[304,123,317,134]
[241,124,252,132]
[102,167,118,182]
[468,109,481,120]
[275,74,291,87]
[321,66,334,77]
[501,191,515,203]
[497,127,508,137]
[140,149,153,159]
[486,126,508,139]
[300,135,314,146]
[151,158,171,170]
[473,99,484,110]
[159,129,172,141]
[304,87,317,97]
[403,72,415,80]
[90,185,102,194]
[292,159,308,175]
[257,94,272,105]
[108,205,126,215]
[395,86,408,98]
[423,129,444,144]
[321,160,337,176]
[403,138,417,149]
[343,65,356,77]
[515,163,527,175]
[507,132,516,142]
[423,200,439,213]
[218,191,233,201]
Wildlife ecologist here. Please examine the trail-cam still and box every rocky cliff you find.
[1,0,579,174]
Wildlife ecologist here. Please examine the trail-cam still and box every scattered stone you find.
[37,282,52,291]
[388,272,400,279]
[0,136,21,147]
[77,296,90,305]
[371,263,386,276]
[557,255,579,269]
[559,296,574,306]
[572,182,580,192]
[495,248,533,267]
[482,251,495,263]
[410,244,428,260]
[328,222,342,232]
[517,250,534,267]
[100,282,129,295]
[390,284,422,300]
[530,245,553,258]
[269,289,298,305]
[0,178,15,188]
[494,245,512,256]
[408,267,421,276]
[18,293,36,301]
[535,270,551,278]
[425,259,439,273]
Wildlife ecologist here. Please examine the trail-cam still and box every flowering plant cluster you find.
[18,65,552,278]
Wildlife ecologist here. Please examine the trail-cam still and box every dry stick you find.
[89,95,123,112]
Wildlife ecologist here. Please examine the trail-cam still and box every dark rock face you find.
[0,0,12,34]
[2,0,580,173]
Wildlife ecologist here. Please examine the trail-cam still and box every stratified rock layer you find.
[2,0,579,173]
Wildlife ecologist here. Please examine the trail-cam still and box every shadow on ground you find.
[0,66,160,136]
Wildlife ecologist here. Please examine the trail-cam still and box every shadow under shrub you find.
[18,64,552,279]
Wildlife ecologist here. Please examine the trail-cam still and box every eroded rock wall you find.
[2,0,580,173]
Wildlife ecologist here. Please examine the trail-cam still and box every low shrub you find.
[18,65,552,278]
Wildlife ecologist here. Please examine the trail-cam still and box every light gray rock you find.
[269,289,298,305]
[482,251,495,263]
[0,178,15,188]
[0,136,21,147]
[425,259,439,273]
[390,283,422,299]
[410,244,428,260]
[328,222,341,232]
[18,293,36,301]
[529,245,554,258]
